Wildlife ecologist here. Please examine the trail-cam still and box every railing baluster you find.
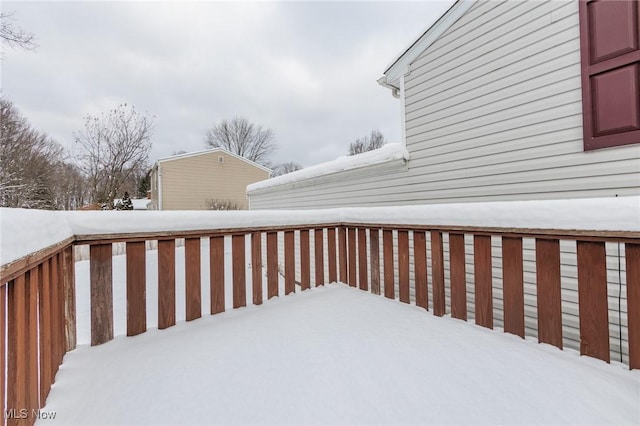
[370,229,381,296]
[185,238,202,320]
[90,244,113,346]
[398,230,409,303]
[126,241,147,336]
[338,227,347,283]
[431,231,445,316]
[285,231,295,295]
[63,246,76,352]
[348,228,357,287]
[536,238,563,349]
[158,240,176,329]
[0,284,5,426]
[37,263,51,406]
[8,276,27,422]
[383,230,394,299]
[210,236,225,314]
[266,232,278,299]
[450,233,466,320]
[358,228,368,291]
[56,252,65,363]
[26,269,39,412]
[252,232,263,305]
[232,234,247,308]
[577,241,610,362]
[48,257,60,381]
[502,237,524,338]
[328,228,337,283]
[315,229,324,286]
[300,230,310,290]
[627,243,640,369]
[474,235,493,329]
[414,231,428,309]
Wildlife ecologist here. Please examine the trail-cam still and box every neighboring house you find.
[149,148,271,210]
[246,1,640,363]
[248,0,639,208]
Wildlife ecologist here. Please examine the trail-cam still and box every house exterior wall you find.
[152,151,269,210]
[247,0,639,363]
[248,0,639,209]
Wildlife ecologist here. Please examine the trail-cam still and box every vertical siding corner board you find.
[90,244,113,346]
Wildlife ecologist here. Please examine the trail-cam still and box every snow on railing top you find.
[247,143,410,192]
[1,196,639,267]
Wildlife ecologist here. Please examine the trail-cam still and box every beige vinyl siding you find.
[160,151,269,210]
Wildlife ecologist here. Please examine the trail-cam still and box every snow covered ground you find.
[39,253,639,425]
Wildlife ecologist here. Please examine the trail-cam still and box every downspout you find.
[376,76,400,98]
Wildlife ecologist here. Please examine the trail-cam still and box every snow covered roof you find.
[155,148,272,174]
[247,143,410,193]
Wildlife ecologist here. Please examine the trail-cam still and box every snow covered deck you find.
[41,284,639,425]
[1,199,640,426]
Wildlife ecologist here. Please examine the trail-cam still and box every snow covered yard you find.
[41,282,638,425]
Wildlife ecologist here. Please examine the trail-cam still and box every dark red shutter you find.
[579,0,640,150]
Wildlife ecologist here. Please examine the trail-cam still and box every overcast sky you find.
[2,0,453,168]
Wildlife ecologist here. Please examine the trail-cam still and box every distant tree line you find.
[0,98,152,210]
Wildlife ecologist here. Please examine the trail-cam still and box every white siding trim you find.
[383,0,475,87]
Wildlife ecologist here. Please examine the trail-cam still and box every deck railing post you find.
[90,244,113,346]
[626,243,640,369]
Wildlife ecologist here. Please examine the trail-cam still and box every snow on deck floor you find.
[41,284,639,426]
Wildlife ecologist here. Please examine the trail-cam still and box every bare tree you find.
[206,199,241,211]
[1,12,36,50]
[0,98,65,209]
[205,116,276,166]
[348,129,386,155]
[74,103,154,205]
[272,161,303,177]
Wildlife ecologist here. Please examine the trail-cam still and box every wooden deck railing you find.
[1,220,639,426]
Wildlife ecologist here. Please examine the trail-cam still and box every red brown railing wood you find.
[383,230,394,299]
[185,238,202,321]
[158,240,176,329]
[232,234,246,308]
[338,227,347,283]
[284,231,295,295]
[369,229,381,296]
[90,244,113,346]
[358,228,368,291]
[474,235,493,329]
[252,232,263,305]
[627,243,640,369]
[413,231,428,310]
[314,229,324,286]
[535,238,563,349]
[126,241,146,336]
[300,230,310,290]
[431,231,445,316]
[328,228,337,283]
[502,237,524,338]
[0,285,4,426]
[210,236,225,314]
[449,233,466,320]
[398,230,410,304]
[267,232,278,299]
[348,228,356,288]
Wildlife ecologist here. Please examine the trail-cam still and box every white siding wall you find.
[247,0,638,364]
